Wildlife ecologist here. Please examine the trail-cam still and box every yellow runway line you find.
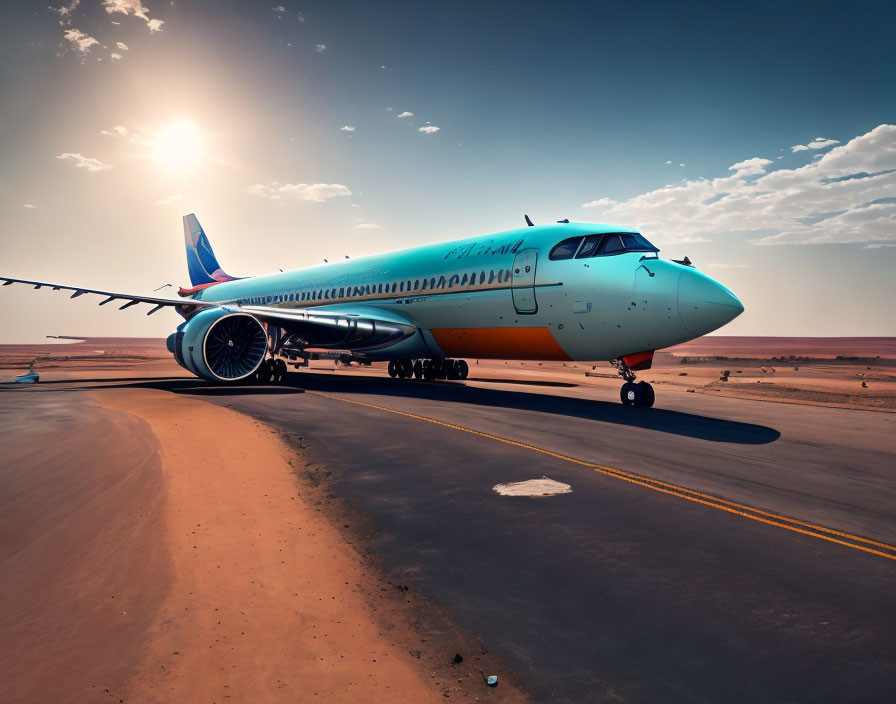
[308,391,896,562]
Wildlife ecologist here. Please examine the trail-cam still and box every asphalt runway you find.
[12,372,896,702]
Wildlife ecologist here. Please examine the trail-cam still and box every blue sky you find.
[1,0,894,341]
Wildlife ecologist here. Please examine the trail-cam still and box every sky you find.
[1,0,894,342]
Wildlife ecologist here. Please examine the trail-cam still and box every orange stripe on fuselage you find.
[430,327,571,360]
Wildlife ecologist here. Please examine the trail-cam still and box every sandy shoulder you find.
[92,388,443,704]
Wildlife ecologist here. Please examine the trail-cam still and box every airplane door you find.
[511,249,538,314]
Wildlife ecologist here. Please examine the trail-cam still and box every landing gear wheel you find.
[256,359,273,383]
[399,359,413,379]
[456,359,469,380]
[436,359,447,380]
[422,360,435,380]
[638,381,655,408]
[446,360,459,380]
[620,381,640,407]
[273,359,288,383]
[413,360,423,379]
[387,360,399,378]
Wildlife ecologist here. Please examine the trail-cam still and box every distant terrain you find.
[2,336,894,411]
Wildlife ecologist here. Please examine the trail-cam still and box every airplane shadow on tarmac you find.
[63,371,782,445]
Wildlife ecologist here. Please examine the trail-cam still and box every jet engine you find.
[167,307,268,382]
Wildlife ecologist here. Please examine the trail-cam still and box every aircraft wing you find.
[238,305,418,351]
[0,275,216,315]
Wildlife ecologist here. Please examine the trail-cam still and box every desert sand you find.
[2,336,894,413]
[0,384,526,703]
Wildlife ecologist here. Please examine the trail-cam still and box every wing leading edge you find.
[0,276,216,316]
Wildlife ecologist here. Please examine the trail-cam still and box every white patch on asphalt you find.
[492,477,572,497]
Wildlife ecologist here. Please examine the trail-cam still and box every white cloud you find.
[664,160,672,164]
[56,152,112,171]
[729,157,772,176]
[156,194,182,205]
[103,0,148,20]
[101,124,128,137]
[581,197,617,209]
[102,0,164,31]
[110,52,122,60]
[679,163,686,167]
[863,243,896,249]
[315,43,326,52]
[397,111,414,118]
[580,124,896,246]
[340,125,356,132]
[63,28,100,54]
[418,125,440,134]
[116,41,129,50]
[271,5,286,12]
[23,204,37,209]
[247,182,352,202]
[355,223,380,229]
[52,0,80,25]
[791,137,840,153]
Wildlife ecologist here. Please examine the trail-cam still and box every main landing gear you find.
[611,358,655,408]
[254,357,288,384]
[387,358,469,381]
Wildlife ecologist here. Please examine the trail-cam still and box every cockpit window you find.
[575,234,603,258]
[551,232,658,260]
[598,233,658,255]
[549,237,583,260]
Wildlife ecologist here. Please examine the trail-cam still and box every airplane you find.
[1,213,743,407]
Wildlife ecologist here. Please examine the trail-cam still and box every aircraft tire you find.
[388,360,399,378]
[620,381,639,406]
[256,359,273,384]
[435,359,447,380]
[639,381,655,408]
[413,360,423,379]
[422,360,435,380]
[274,359,288,383]
[456,359,469,380]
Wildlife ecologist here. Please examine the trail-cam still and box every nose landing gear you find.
[612,358,655,408]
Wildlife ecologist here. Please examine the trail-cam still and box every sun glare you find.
[152,119,204,173]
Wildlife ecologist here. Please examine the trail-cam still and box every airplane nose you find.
[677,269,744,336]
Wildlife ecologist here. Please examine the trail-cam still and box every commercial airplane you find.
[1,213,743,407]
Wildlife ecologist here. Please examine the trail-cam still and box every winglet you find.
[183,214,240,287]
[524,214,535,227]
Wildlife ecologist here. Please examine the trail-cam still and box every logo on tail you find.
[183,214,241,289]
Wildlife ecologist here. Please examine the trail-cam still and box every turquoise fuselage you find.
[192,222,737,361]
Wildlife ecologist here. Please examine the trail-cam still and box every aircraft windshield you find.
[599,233,658,255]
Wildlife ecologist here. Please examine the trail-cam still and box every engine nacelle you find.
[167,307,268,382]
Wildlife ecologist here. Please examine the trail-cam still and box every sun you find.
[152,119,204,173]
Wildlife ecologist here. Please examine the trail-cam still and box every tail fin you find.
[183,214,240,287]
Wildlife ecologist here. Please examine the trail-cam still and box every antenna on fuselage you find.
[524,214,534,227]
[557,218,569,223]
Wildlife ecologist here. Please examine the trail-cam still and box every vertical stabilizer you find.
[183,214,240,287]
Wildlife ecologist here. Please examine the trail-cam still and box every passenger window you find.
[575,235,603,258]
[549,237,583,260]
